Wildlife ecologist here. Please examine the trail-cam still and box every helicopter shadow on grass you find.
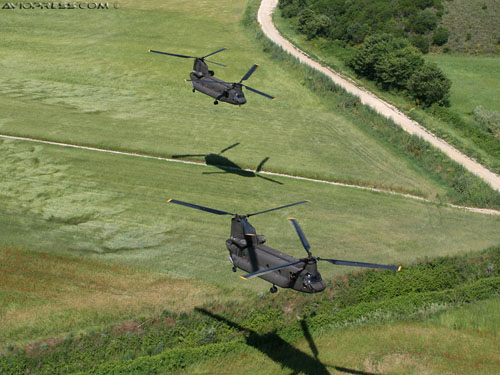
[196,308,381,375]
[172,143,283,184]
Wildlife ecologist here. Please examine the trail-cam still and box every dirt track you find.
[258,0,500,192]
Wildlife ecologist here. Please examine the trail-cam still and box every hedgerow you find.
[2,247,499,375]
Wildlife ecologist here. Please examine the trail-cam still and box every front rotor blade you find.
[240,260,303,280]
[247,201,310,217]
[167,199,234,216]
[241,217,256,236]
[240,64,259,82]
[288,218,311,255]
[202,48,227,59]
[318,258,402,272]
[242,84,276,100]
[148,49,195,59]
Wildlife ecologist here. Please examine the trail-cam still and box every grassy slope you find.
[193,302,500,375]
[425,54,500,117]
[1,0,500,362]
[2,139,500,284]
[0,247,224,347]
[440,0,500,54]
[0,0,450,196]
[273,9,500,174]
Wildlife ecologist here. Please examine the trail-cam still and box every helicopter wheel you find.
[270,285,278,294]
[192,88,195,93]
[214,100,218,105]
[232,266,237,272]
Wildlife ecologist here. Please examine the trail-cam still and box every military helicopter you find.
[148,48,275,105]
[168,199,401,293]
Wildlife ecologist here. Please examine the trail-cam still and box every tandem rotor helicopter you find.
[148,48,276,105]
[168,199,401,294]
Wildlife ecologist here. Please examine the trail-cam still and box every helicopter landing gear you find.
[270,285,278,294]
[214,100,219,105]
[192,88,195,93]
[232,266,237,272]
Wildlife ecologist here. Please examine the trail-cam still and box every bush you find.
[473,106,500,135]
[408,62,451,106]
[410,10,438,34]
[433,27,450,46]
[347,34,408,79]
[297,8,331,40]
[410,34,430,53]
[374,45,424,89]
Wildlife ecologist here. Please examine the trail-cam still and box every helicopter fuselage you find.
[225,216,326,293]
[189,73,246,105]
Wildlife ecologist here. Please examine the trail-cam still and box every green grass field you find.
[0,0,457,197]
[1,0,500,372]
[425,54,500,116]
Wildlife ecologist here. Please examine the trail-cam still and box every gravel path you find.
[257,0,500,192]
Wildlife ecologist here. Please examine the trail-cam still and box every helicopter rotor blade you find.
[203,59,227,67]
[317,257,402,272]
[256,174,284,185]
[148,49,195,59]
[256,157,269,173]
[202,48,227,59]
[239,64,259,83]
[288,218,311,255]
[219,143,240,154]
[242,84,276,100]
[167,199,234,216]
[247,201,310,217]
[241,217,256,236]
[240,260,304,280]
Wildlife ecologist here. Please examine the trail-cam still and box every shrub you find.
[347,34,408,79]
[473,106,500,135]
[297,8,331,40]
[410,34,430,53]
[408,62,451,106]
[410,10,438,34]
[433,27,450,46]
[374,45,424,89]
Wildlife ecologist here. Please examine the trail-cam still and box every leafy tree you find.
[346,22,370,44]
[433,27,450,46]
[297,8,332,40]
[374,45,424,89]
[410,34,430,54]
[410,10,438,34]
[408,63,451,106]
[347,34,407,80]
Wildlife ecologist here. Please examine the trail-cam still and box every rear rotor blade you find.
[255,157,269,172]
[288,218,311,255]
[242,84,276,100]
[241,217,256,236]
[240,260,304,280]
[203,59,227,67]
[247,201,310,217]
[148,49,195,59]
[167,199,234,216]
[239,64,259,83]
[318,257,402,272]
[202,48,227,59]
[219,143,240,154]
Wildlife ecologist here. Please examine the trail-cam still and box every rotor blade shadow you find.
[196,308,329,375]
